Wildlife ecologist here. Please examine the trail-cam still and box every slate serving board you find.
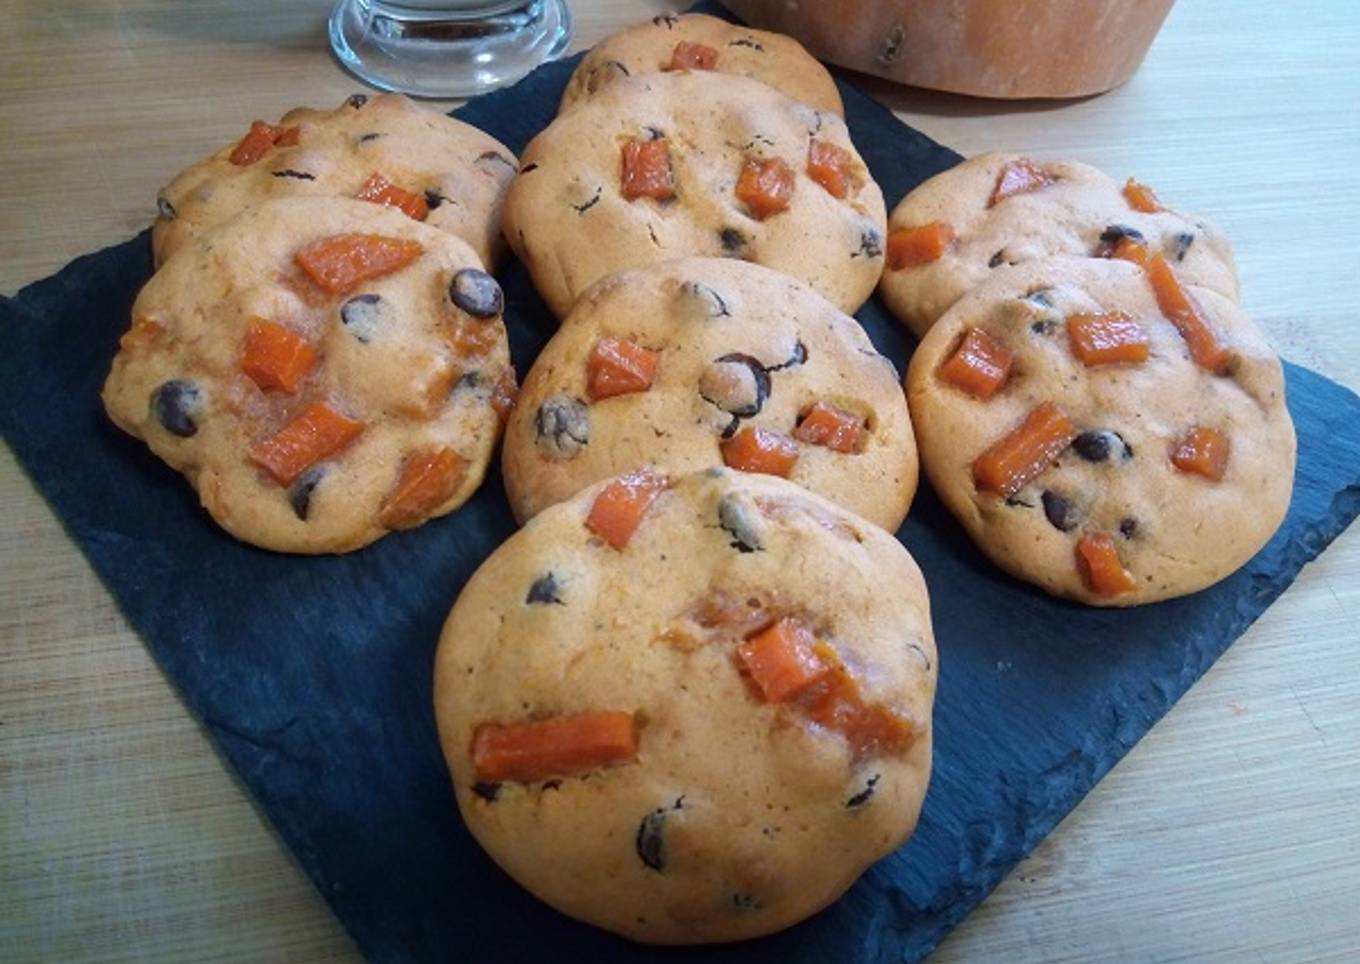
[2,8,1359,962]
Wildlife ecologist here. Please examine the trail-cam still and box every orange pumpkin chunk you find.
[355,172,429,221]
[806,139,854,199]
[989,158,1053,207]
[797,643,913,758]
[1123,177,1162,213]
[247,401,363,486]
[939,327,1013,399]
[793,401,867,454]
[620,137,675,201]
[586,336,660,400]
[379,447,466,529]
[1109,235,1150,268]
[294,233,424,294]
[120,318,164,351]
[240,318,317,394]
[736,157,795,220]
[585,467,668,550]
[737,617,830,703]
[229,120,280,166]
[472,711,639,784]
[489,366,518,422]
[668,40,718,70]
[721,426,800,477]
[1075,532,1138,596]
[972,402,1078,498]
[1146,254,1236,374]
[450,317,502,359]
[1066,310,1150,367]
[1171,427,1230,481]
[886,222,955,269]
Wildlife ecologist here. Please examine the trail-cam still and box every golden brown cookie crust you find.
[907,256,1294,606]
[502,257,917,530]
[434,468,936,943]
[560,12,843,116]
[105,197,513,554]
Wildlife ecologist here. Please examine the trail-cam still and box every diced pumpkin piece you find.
[806,139,854,199]
[793,401,867,454]
[721,426,799,477]
[1108,235,1150,268]
[355,172,429,221]
[989,158,1053,207]
[668,40,718,70]
[736,157,795,220]
[450,316,502,359]
[240,318,317,394]
[938,327,1013,399]
[294,233,424,294]
[471,711,639,784]
[620,137,675,201]
[798,643,913,758]
[1145,254,1236,374]
[120,318,164,351]
[1075,532,1138,596]
[489,366,518,422]
[585,467,668,550]
[737,618,830,703]
[1171,426,1230,481]
[229,120,279,166]
[1065,310,1150,367]
[886,222,954,269]
[586,336,660,400]
[379,447,466,529]
[1123,177,1162,213]
[247,401,363,486]
[972,402,1078,498]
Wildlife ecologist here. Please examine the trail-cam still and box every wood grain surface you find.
[2,1,1357,961]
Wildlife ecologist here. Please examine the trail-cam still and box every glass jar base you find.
[329,0,572,99]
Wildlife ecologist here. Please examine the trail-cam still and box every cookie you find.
[560,12,843,116]
[906,254,1295,606]
[879,152,1240,338]
[104,196,515,554]
[433,468,936,943]
[502,71,887,318]
[151,93,518,270]
[502,257,916,531]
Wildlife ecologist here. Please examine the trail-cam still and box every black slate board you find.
[3,15,1359,963]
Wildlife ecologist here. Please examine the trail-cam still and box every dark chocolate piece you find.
[1119,517,1139,539]
[729,38,764,51]
[572,186,602,215]
[471,781,501,801]
[718,493,763,553]
[702,353,770,418]
[150,380,199,438]
[271,169,315,181]
[845,774,880,808]
[526,572,564,606]
[534,394,589,459]
[449,268,503,319]
[346,93,368,108]
[1095,224,1146,258]
[719,227,746,253]
[288,467,324,521]
[340,293,383,343]
[1042,490,1076,531]
[156,196,176,221]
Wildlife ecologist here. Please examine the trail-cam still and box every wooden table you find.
[2,2,1357,961]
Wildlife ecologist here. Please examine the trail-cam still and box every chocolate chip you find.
[526,572,564,605]
[719,227,746,253]
[766,340,808,371]
[731,893,762,912]
[475,150,516,171]
[718,493,763,553]
[519,162,539,174]
[534,394,589,459]
[1119,517,1138,538]
[1095,224,1145,258]
[150,380,199,437]
[1072,430,1132,462]
[1005,493,1035,508]
[1026,288,1056,308]
[636,809,667,871]
[989,250,1006,268]
[653,13,678,28]
[1031,319,1058,335]
[156,196,176,220]
[729,37,764,50]
[424,189,449,210]
[340,293,383,342]
[701,354,769,418]
[1042,490,1076,531]
[346,93,368,108]
[1172,232,1195,262]
[288,467,324,521]
[845,773,880,808]
[676,280,730,319]
[357,132,383,143]
[572,186,602,215]
[877,23,905,65]
[854,229,883,260]
[472,781,501,801]
[449,268,503,318]
[586,60,631,94]
[271,169,315,180]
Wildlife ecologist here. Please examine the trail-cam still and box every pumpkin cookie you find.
[880,152,1239,337]
[503,258,916,531]
[434,468,936,943]
[105,197,515,554]
[151,93,517,269]
[906,254,1294,606]
[502,71,886,318]
[560,12,843,116]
